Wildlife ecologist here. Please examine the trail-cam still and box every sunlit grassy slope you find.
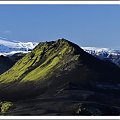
[0,39,78,83]
[0,38,120,102]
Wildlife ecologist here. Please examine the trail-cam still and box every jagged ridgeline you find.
[0,39,81,99]
[0,39,120,100]
[0,39,80,82]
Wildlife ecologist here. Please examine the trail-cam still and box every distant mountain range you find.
[0,38,38,55]
[82,47,120,66]
[0,39,120,115]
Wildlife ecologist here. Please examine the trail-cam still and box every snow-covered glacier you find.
[82,47,120,67]
[0,38,38,55]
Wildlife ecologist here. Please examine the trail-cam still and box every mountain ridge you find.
[0,39,120,115]
[0,38,120,100]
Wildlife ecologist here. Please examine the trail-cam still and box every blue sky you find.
[0,5,120,49]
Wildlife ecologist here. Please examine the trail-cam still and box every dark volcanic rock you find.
[0,55,15,75]
[0,53,25,75]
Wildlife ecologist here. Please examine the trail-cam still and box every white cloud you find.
[3,30,11,34]
[0,30,11,34]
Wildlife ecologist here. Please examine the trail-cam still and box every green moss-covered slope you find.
[0,38,120,100]
[0,39,79,83]
[0,39,120,115]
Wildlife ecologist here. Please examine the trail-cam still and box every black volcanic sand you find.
[3,86,120,116]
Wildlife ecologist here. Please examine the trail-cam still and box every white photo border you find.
[0,1,120,119]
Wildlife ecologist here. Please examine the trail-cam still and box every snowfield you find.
[0,39,38,55]
[82,47,120,66]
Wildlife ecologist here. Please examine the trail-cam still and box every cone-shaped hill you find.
[0,39,120,100]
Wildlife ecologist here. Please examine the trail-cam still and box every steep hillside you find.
[0,39,120,115]
[8,53,26,62]
[0,39,78,83]
[0,53,26,75]
[0,39,120,101]
[0,55,15,75]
